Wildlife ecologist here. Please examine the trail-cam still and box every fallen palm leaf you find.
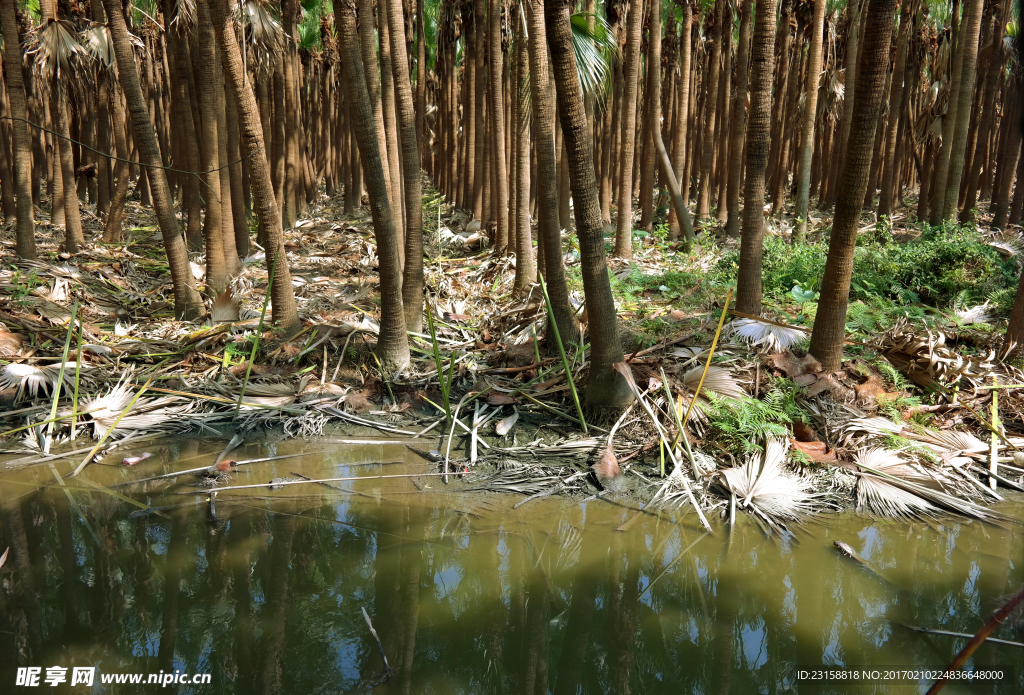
[0,362,86,401]
[728,317,806,351]
[717,439,823,531]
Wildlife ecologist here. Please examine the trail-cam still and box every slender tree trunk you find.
[527,0,578,346]
[337,0,410,372]
[940,0,984,221]
[2,0,34,258]
[726,0,754,238]
[102,0,202,319]
[735,0,779,316]
[386,0,424,332]
[489,0,509,250]
[196,0,229,289]
[613,0,643,258]
[793,0,826,241]
[380,0,406,247]
[830,0,863,209]
[53,84,83,252]
[668,7,693,238]
[877,0,914,220]
[546,0,632,408]
[512,18,536,295]
[103,83,131,243]
[810,0,898,370]
[695,0,724,219]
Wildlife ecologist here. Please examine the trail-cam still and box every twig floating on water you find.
[361,606,393,683]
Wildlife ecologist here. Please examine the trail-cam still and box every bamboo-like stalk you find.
[70,317,83,441]
[538,273,586,434]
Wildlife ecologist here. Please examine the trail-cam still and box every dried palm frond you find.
[28,19,86,79]
[954,301,991,325]
[80,375,193,438]
[80,22,116,70]
[683,365,746,400]
[210,287,241,323]
[853,448,1010,524]
[878,318,1003,391]
[0,362,83,401]
[716,439,822,531]
[905,428,987,454]
[843,416,903,444]
[727,318,806,352]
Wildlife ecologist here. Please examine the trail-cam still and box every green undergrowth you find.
[702,379,809,458]
[593,219,1016,345]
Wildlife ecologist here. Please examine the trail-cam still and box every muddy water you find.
[0,438,1022,694]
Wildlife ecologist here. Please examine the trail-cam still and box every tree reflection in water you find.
[1,480,1022,694]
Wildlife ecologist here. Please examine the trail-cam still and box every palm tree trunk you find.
[196,0,229,290]
[337,0,410,373]
[726,0,754,238]
[512,18,536,295]
[809,0,898,371]
[695,0,724,221]
[101,0,202,319]
[53,83,83,253]
[1,0,35,259]
[489,0,509,251]
[527,0,578,346]
[613,0,643,259]
[103,82,131,243]
[877,0,914,220]
[939,0,984,221]
[210,0,300,333]
[830,0,863,209]
[735,0,779,316]
[793,0,825,241]
[385,0,424,332]
[668,7,693,238]
[380,0,407,248]
[545,0,632,409]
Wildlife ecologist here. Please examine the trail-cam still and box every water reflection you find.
[1,440,1021,693]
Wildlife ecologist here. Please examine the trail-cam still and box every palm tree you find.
[385,0,425,332]
[101,0,203,320]
[793,0,826,242]
[612,0,641,259]
[668,2,693,239]
[209,0,300,335]
[527,0,579,346]
[337,0,411,373]
[876,0,915,221]
[488,0,509,251]
[695,0,724,221]
[938,0,984,221]
[735,0,779,316]
[726,0,753,238]
[511,13,536,295]
[809,0,899,371]
[2,0,35,259]
[545,0,632,408]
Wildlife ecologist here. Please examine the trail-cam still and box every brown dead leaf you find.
[792,421,820,442]
[767,351,822,377]
[486,392,517,405]
[790,439,838,463]
[794,373,818,387]
[0,330,25,357]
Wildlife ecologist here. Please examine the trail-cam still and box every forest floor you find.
[2,184,1024,526]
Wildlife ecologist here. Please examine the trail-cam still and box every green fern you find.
[703,380,808,456]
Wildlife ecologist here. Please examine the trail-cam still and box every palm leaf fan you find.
[727,318,806,351]
[28,19,85,80]
[0,362,83,401]
[80,374,192,438]
[717,439,822,532]
[852,448,1011,525]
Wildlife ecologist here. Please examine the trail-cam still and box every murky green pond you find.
[1,438,1022,693]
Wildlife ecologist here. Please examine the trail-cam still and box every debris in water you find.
[122,453,152,466]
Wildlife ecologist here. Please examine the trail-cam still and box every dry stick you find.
[70,375,156,478]
[114,452,311,486]
[681,287,733,430]
[924,586,1024,694]
[361,607,393,681]
[903,624,1024,648]
[990,374,999,489]
[215,434,245,466]
[70,318,84,441]
[195,472,452,492]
